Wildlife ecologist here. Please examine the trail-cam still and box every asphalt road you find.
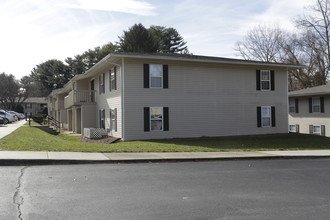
[1,159,330,220]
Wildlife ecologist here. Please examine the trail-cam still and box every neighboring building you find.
[48,52,301,141]
[289,84,330,136]
[23,97,47,116]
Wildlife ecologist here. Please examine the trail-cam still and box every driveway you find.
[0,120,26,139]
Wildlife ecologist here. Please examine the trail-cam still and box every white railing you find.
[64,90,96,108]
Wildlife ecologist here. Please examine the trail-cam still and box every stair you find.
[32,125,59,135]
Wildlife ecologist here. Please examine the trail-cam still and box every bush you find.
[32,114,44,124]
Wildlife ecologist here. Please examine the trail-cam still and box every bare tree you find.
[235,25,285,62]
[295,0,330,85]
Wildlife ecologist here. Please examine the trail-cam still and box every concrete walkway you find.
[0,150,330,164]
[0,120,26,139]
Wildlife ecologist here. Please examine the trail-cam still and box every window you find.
[99,73,105,94]
[312,97,320,112]
[143,64,168,89]
[109,67,117,91]
[110,108,117,132]
[99,109,105,129]
[261,70,270,90]
[261,106,271,127]
[150,107,163,131]
[289,99,299,113]
[313,125,321,135]
[150,64,163,88]
[289,125,297,133]
[144,107,169,132]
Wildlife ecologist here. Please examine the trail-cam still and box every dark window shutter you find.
[163,107,169,131]
[296,124,300,133]
[102,73,105,93]
[99,75,101,95]
[144,107,150,132]
[270,70,275,91]
[114,67,117,90]
[309,98,312,113]
[143,64,150,88]
[257,107,261,127]
[163,65,168,89]
[295,98,299,113]
[109,70,112,91]
[99,110,101,128]
[321,97,324,113]
[256,70,261,91]
[321,125,326,136]
[309,125,313,134]
[271,106,276,127]
[114,108,117,132]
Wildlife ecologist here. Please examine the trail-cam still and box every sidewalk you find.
[1,150,330,165]
[0,120,26,139]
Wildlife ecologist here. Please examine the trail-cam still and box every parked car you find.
[0,110,16,123]
[0,116,5,124]
[8,111,25,120]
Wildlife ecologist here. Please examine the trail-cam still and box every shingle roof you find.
[23,97,47,104]
[289,84,330,97]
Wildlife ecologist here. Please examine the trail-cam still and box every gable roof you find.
[23,97,47,104]
[289,84,330,97]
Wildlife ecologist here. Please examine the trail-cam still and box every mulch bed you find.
[80,136,121,144]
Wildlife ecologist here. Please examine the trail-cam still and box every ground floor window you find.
[289,125,297,133]
[257,106,275,128]
[144,107,169,132]
[309,125,325,136]
[99,109,105,129]
[110,108,117,132]
[313,125,321,135]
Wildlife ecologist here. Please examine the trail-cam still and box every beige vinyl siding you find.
[95,66,122,138]
[289,95,330,136]
[123,58,288,141]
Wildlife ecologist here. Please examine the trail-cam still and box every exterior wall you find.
[24,103,46,116]
[60,109,68,129]
[289,95,330,136]
[123,58,288,141]
[81,105,97,130]
[94,64,122,138]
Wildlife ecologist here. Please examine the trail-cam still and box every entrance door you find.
[90,80,95,102]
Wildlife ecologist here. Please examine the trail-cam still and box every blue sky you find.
[0,0,312,79]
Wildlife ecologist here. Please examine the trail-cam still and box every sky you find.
[0,0,314,79]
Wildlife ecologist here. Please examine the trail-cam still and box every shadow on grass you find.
[30,125,59,136]
[140,133,330,151]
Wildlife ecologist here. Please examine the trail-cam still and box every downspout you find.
[121,57,125,141]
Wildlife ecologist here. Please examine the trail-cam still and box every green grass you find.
[1,126,330,152]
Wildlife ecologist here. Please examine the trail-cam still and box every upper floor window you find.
[313,97,321,112]
[99,73,105,94]
[256,70,275,91]
[150,64,163,88]
[289,98,299,113]
[309,97,324,113]
[144,64,168,89]
[261,70,270,90]
[109,67,117,91]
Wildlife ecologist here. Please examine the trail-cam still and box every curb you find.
[1,155,330,166]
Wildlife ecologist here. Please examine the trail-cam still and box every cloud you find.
[64,0,157,16]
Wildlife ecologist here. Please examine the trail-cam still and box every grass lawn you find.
[1,126,330,152]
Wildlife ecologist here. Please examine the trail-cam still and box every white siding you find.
[123,58,288,141]
[95,65,122,138]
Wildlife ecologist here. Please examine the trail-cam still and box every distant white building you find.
[23,97,47,116]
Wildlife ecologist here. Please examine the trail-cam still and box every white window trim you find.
[110,108,116,131]
[261,106,271,127]
[312,97,321,113]
[313,125,321,135]
[110,68,116,91]
[261,70,270,91]
[289,99,295,113]
[150,106,163,131]
[149,64,163,88]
